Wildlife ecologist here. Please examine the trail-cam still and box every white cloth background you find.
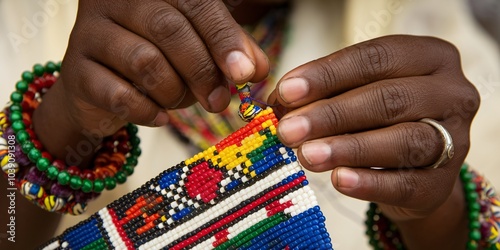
[0,0,499,249]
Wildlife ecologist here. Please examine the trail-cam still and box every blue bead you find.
[302,180,309,186]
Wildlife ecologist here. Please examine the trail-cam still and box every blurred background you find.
[1,0,499,249]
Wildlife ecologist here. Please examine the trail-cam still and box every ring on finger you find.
[419,118,454,169]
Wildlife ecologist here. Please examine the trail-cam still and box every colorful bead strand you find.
[1,62,141,214]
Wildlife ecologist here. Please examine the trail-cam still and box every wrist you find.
[33,77,93,166]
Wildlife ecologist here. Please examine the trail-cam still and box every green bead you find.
[127,124,138,135]
[123,164,134,176]
[131,147,142,157]
[45,61,57,74]
[469,210,479,220]
[93,179,105,193]
[21,141,34,154]
[126,156,138,167]
[115,171,127,184]
[469,202,481,213]
[69,175,83,190]
[81,179,93,193]
[130,137,141,146]
[10,104,22,112]
[10,111,22,122]
[461,172,473,182]
[11,120,25,132]
[467,192,479,202]
[57,171,71,185]
[15,80,29,93]
[47,166,59,180]
[10,91,23,103]
[465,182,477,192]
[104,177,116,190]
[466,240,478,250]
[36,157,50,171]
[56,61,62,71]
[16,130,30,143]
[469,229,481,241]
[21,71,34,82]
[469,220,481,230]
[28,148,42,162]
[33,64,45,76]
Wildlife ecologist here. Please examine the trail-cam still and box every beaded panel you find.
[40,108,332,250]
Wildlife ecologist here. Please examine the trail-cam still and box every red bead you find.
[23,91,35,100]
[41,151,53,162]
[33,78,45,91]
[26,128,36,139]
[31,139,43,150]
[44,74,57,87]
[52,160,66,170]
[117,142,130,154]
[67,166,81,176]
[81,169,95,180]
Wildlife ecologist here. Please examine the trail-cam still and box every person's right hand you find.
[56,0,269,134]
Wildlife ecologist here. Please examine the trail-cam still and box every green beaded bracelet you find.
[8,62,142,193]
[365,164,496,249]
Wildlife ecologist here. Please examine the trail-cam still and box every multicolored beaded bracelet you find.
[0,63,141,214]
[365,164,500,250]
[39,107,333,249]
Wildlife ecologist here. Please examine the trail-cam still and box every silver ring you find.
[419,118,454,169]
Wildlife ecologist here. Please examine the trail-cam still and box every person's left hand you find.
[268,35,480,221]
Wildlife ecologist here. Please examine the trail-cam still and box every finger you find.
[67,58,168,127]
[110,1,231,112]
[85,20,187,109]
[298,122,442,172]
[171,0,269,83]
[275,35,461,106]
[276,76,460,147]
[330,166,455,213]
[246,32,270,83]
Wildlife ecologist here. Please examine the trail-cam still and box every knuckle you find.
[319,103,347,135]
[147,9,189,44]
[188,55,219,83]
[316,60,342,92]
[376,83,412,121]
[126,43,163,78]
[344,134,368,165]
[398,123,437,167]
[355,42,394,80]
[394,173,419,204]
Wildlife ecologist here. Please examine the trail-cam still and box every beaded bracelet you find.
[39,107,333,249]
[365,164,500,250]
[0,62,141,214]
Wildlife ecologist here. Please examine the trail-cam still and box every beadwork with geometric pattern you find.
[40,107,333,249]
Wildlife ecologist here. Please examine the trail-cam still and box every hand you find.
[269,35,479,222]
[57,0,269,133]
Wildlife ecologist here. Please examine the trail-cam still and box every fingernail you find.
[279,78,309,104]
[337,168,359,188]
[226,51,255,82]
[278,116,311,144]
[301,142,332,165]
[208,85,231,112]
[153,111,169,126]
